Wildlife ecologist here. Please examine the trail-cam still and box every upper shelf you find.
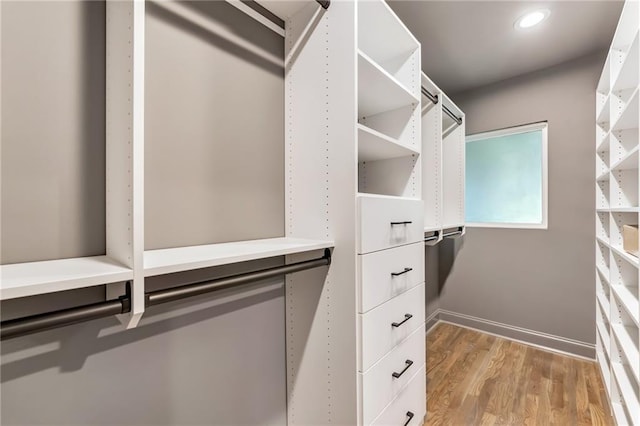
[144,237,334,277]
[358,51,419,117]
[1,256,133,300]
[357,123,419,162]
[613,32,640,92]
[358,0,418,67]
[596,95,611,124]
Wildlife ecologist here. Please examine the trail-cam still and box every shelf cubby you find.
[609,211,639,272]
[358,155,420,198]
[597,315,611,355]
[596,179,611,210]
[611,169,639,208]
[358,51,419,118]
[611,320,640,382]
[612,87,639,131]
[610,312,640,404]
[613,32,640,92]
[611,360,640,425]
[611,145,639,171]
[597,238,611,273]
[597,126,610,152]
[597,343,611,392]
[597,94,611,125]
[610,251,639,325]
[357,124,419,162]
[357,0,419,94]
[596,146,610,179]
[611,128,639,165]
[597,211,611,241]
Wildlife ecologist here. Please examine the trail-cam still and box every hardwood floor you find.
[425,323,614,426]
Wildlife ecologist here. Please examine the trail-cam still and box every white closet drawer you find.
[370,364,426,426]
[359,283,425,371]
[360,324,426,425]
[357,195,424,254]
[358,242,424,313]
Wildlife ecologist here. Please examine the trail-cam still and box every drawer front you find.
[371,364,426,426]
[358,242,424,313]
[360,283,425,371]
[358,196,424,254]
[361,324,426,425]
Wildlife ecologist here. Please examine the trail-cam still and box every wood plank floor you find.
[425,323,614,426]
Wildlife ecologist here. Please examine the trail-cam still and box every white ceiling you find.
[388,0,624,94]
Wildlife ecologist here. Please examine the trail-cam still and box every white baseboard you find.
[426,309,595,360]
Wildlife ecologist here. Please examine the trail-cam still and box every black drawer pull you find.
[403,411,414,426]
[392,313,413,328]
[390,221,412,226]
[392,359,414,378]
[391,267,413,277]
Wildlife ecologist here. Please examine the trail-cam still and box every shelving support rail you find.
[0,249,332,341]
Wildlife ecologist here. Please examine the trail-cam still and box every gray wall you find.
[438,51,605,351]
[1,1,288,424]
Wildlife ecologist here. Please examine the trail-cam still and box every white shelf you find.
[144,237,334,277]
[597,132,611,151]
[612,324,640,380]
[596,235,610,246]
[597,290,611,322]
[358,50,418,117]
[611,145,639,171]
[611,363,640,423]
[613,88,639,131]
[357,124,419,162]
[611,244,639,268]
[596,170,610,181]
[614,32,640,92]
[597,320,611,353]
[612,285,640,325]
[597,264,610,284]
[596,207,611,212]
[597,94,611,124]
[610,207,640,213]
[0,256,133,300]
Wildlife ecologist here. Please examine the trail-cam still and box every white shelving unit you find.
[595,2,640,423]
[420,73,465,242]
[285,0,426,423]
[441,94,466,231]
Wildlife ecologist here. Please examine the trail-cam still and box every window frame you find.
[465,121,549,230]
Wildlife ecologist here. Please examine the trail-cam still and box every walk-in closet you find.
[1,0,637,425]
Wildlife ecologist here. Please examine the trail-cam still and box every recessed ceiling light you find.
[515,9,550,29]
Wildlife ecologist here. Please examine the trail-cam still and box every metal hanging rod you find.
[1,250,332,341]
[421,87,438,105]
[424,231,440,243]
[442,227,464,238]
[225,0,330,37]
[443,105,463,126]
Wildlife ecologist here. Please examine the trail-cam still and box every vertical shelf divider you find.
[105,0,145,327]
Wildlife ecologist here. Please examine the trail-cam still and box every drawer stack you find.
[357,194,426,425]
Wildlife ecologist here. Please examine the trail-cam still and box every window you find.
[465,122,548,229]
